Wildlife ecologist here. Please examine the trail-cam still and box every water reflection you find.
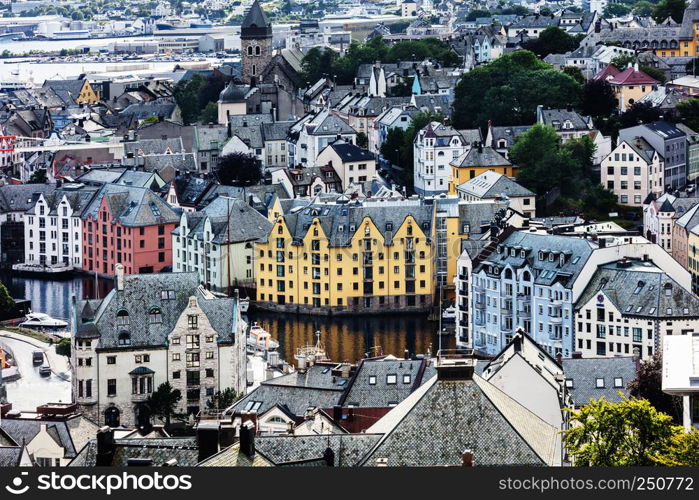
[247,310,453,364]
[0,272,452,363]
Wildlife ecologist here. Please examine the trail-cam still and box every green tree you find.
[654,431,699,466]
[652,0,687,23]
[356,132,368,149]
[216,153,261,186]
[603,3,632,17]
[563,66,585,85]
[28,169,47,184]
[205,388,240,411]
[199,101,218,124]
[379,127,406,167]
[582,79,618,118]
[56,338,71,357]
[173,73,205,125]
[563,397,681,466]
[628,352,683,423]
[640,65,666,84]
[610,54,635,69]
[676,98,699,131]
[632,0,655,17]
[146,382,182,426]
[524,26,581,57]
[465,9,490,21]
[620,101,663,128]
[0,282,14,316]
[451,51,581,129]
[510,123,564,195]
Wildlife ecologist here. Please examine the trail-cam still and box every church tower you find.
[241,0,273,85]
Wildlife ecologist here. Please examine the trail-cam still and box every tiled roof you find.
[69,437,200,467]
[75,272,240,347]
[82,183,179,227]
[0,448,23,467]
[457,170,533,199]
[360,374,559,466]
[197,442,274,466]
[256,434,383,466]
[342,358,431,407]
[0,415,99,459]
[608,66,659,85]
[325,140,374,163]
[562,357,637,406]
[0,184,55,213]
[453,146,511,168]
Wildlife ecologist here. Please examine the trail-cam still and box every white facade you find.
[414,122,469,196]
[662,333,699,431]
[602,140,664,207]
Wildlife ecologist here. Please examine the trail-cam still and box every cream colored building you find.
[601,138,664,207]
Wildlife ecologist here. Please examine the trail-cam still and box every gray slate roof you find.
[342,358,431,407]
[75,272,239,348]
[562,357,637,406]
[0,448,23,466]
[454,146,511,168]
[69,437,199,467]
[82,183,179,227]
[0,184,55,214]
[255,434,383,466]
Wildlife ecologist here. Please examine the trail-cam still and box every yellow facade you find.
[77,81,100,104]
[256,212,436,313]
[448,164,518,194]
[654,24,698,58]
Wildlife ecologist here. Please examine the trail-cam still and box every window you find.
[172,353,181,361]
[386,374,397,385]
[368,375,376,385]
[613,377,623,388]
[173,370,181,379]
[595,378,605,388]
[186,352,200,368]
[116,310,129,326]
[206,351,214,360]
[403,374,411,384]
[107,356,116,365]
[149,308,162,324]
[565,378,574,388]
[188,315,198,329]
[118,332,131,346]
[107,379,117,396]
[186,335,200,349]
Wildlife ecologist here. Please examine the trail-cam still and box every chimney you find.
[555,352,563,365]
[436,350,476,380]
[462,449,474,467]
[115,263,125,291]
[96,426,116,466]
[197,421,221,463]
[297,353,307,373]
[239,421,255,457]
[227,121,232,138]
[333,404,342,424]
[323,447,335,467]
[241,410,258,431]
[404,349,410,360]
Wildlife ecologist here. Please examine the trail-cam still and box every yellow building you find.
[653,1,699,58]
[448,145,517,194]
[607,64,659,112]
[256,202,436,314]
[42,79,100,105]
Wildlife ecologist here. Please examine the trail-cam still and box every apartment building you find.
[413,122,472,196]
[72,267,247,426]
[315,140,376,189]
[255,201,436,314]
[81,183,179,277]
[22,184,98,269]
[601,137,664,207]
[448,144,515,195]
[172,196,272,292]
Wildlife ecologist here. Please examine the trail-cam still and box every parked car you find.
[687,184,696,194]
[39,365,51,377]
[32,351,43,365]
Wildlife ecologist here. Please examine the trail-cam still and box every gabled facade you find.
[413,122,470,196]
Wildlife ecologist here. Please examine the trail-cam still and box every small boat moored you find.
[247,323,279,352]
[20,312,68,332]
[442,306,456,321]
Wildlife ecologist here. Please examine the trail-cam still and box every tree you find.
[632,0,655,17]
[146,382,182,426]
[563,66,585,85]
[56,338,71,357]
[0,282,14,316]
[452,51,581,129]
[524,26,581,57]
[216,153,261,186]
[610,54,635,69]
[640,65,666,84]
[173,73,205,125]
[379,127,405,167]
[510,123,565,195]
[582,79,618,118]
[654,431,699,466]
[563,397,681,466]
[652,0,687,23]
[205,388,240,411]
[356,132,368,149]
[620,101,664,128]
[465,9,490,21]
[628,352,683,423]
[28,169,47,184]
[676,98,699,131]
[603,3,631,17]
[199,101,218,124]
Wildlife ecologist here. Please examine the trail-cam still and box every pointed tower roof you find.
[241,0,272,39]
[680,0,699,39]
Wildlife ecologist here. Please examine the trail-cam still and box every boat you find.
[247,323,279,352]
[295,331,330,365]
[19,312,68,332]
[442,306,456,321]
[239,298,249,313]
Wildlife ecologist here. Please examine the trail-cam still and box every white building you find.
[21,185,98,270]
[662,333,699,431]
[291,109,357,168]
[413,122,472,196]
[602,138,665,207]
[72,266,247,427]
[172,196,272,292]
[643,193,699,254]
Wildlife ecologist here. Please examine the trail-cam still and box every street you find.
[0,331,71,412]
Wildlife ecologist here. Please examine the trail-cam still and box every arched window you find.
[255,45,261,56]
[118,332,131,346]
[664,283,673,296]
[504,269,513,279]
[252,64,256,76]
[522,271,531,281]
[116,310,129,326]
[268,416,287,424]
[104,406,120,427]
[247,46,253,55]
[149,308,162,324]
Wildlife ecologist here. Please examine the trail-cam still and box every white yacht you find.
[442,306,456,321]
[247,323,279,352]
[239,298,249,313]
[19,312,68,332]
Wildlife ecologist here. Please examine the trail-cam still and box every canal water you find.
[0,272,453,363]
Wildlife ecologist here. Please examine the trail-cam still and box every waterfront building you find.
[0,184,55,265]
[255,200,435,314]
[172,196,272,293]
[22,184,99,269]
[81,183,179,277]
[72,266,247,427]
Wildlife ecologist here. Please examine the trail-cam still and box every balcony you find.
[474,301,485,310]
[474,335,486,348]
[131,393,149,403]
[550,316,562,324]
[549,331,562,341]
[474,315,485,326]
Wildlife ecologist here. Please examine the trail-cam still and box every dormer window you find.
[149,308,162,324]
[116,310,129,326]
[548,253,555,262]
[539,251,545,261]
[118,332,131,346]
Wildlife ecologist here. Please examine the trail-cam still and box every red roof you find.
[594,64,621,81]
[608,66,659,85]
